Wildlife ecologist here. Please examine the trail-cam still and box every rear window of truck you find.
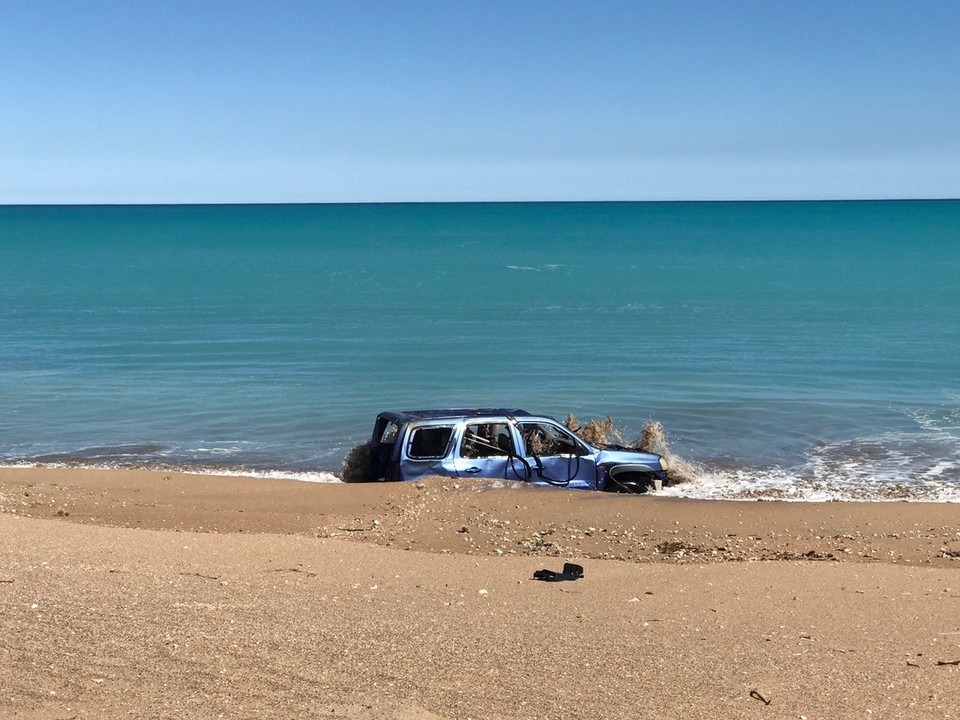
[408,426,454,459]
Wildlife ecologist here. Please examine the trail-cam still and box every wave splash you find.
[564,414,700,485]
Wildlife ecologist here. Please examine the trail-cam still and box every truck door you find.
[400,425,457,480]
[518,421,598,489]
[451,422,528,481]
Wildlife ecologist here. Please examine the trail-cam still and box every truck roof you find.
[378,408,532,424]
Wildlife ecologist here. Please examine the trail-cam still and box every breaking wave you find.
[658,431,960,502]
[659,464,960,502]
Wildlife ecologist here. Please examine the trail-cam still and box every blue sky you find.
[2,0,958,203]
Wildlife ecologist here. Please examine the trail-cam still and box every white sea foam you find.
[658,455,960,503]
[0,462,341,484]
[650,408,959,501]
[506,264,566,272]
[182,468,342,483]
[659,410,960,502]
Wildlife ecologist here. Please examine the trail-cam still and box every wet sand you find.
[2,467,959,719]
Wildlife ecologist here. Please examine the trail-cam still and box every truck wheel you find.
[603,471,652,494]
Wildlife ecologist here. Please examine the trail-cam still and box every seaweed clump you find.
[340,440,374,483]
[564,414,699,485]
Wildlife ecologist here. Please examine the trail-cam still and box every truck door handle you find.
[465,467,481,474]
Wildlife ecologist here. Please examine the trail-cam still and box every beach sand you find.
[2,467,959,719]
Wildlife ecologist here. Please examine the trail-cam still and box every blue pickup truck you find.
[363,408,669,493]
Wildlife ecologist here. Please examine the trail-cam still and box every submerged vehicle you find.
[361,408,669,492]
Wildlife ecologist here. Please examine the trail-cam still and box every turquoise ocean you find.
[1,201,958,500]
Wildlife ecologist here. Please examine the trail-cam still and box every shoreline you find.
[6,456,960,503]
[2,466,960,566]
[3,466,960,719]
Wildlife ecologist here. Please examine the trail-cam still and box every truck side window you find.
[520,423,585,456]
[408,427,453,459]
[460,423,514,458]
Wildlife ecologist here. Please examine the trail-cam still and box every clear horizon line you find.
[2,196,958,208]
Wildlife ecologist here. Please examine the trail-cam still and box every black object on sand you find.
[533,563,584,582]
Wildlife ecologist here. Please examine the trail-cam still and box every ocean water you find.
[1,201,958,500]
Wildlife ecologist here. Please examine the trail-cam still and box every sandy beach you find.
[2,467,959,719]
